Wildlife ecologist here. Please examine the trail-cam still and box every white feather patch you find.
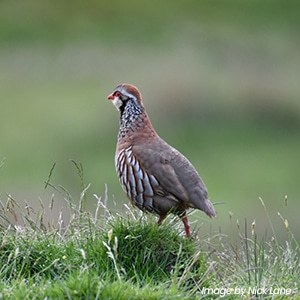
[112,97,123,111]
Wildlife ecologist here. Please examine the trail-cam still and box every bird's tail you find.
[204,199,216,218]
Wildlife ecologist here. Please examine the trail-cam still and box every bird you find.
[107,83,216,237]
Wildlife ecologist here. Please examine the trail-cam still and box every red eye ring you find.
[115,91,121,97]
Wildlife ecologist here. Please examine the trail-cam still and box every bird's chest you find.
[115,146,159,212]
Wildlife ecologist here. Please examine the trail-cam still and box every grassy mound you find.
[0,169,299,299]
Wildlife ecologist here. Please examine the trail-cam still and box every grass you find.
[0,163,299,299]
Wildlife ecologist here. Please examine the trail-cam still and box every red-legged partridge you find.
[107,83,216,237]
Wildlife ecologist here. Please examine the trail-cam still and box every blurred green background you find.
[0,0,299,241]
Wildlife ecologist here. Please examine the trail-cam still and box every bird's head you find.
[107,83,143,113]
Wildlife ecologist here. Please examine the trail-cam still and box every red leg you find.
[181,215,191,237]
[157,214,166,226]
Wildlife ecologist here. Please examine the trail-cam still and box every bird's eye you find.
[115,91,121,97]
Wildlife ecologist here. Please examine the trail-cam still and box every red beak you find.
[107,93,114,100]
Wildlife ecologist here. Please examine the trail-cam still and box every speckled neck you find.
[118,99,144,139]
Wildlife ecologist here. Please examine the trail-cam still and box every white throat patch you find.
[112,96,123,111]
